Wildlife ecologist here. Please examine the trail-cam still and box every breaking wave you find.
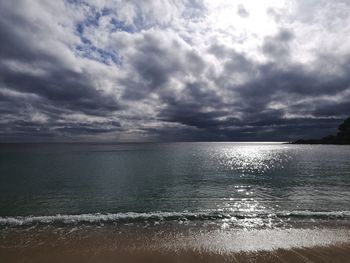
[1,210,350,226]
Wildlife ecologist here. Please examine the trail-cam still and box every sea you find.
[1,142,350,259]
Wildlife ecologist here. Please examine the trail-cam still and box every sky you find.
[0,0,350,142]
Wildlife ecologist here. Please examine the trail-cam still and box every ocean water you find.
[0,142,349,230]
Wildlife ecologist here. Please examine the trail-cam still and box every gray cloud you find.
[262,29,294,59]
[237,5,249,18]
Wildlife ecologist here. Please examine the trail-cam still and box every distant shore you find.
[291,139,350,145]
[293,117,350,145]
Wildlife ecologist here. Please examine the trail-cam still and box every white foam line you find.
[0,210,349,226]
[0,211,209,225]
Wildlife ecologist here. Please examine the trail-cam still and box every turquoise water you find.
[0,142,349,228]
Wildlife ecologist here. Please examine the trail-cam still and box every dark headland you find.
[293,117,350,145]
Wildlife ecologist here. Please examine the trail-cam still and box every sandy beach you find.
[1,224,350,263]
[1,245,350,263]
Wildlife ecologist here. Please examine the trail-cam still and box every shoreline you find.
[1,225,350,262]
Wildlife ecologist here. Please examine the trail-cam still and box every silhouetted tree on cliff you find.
[337,117,350,139]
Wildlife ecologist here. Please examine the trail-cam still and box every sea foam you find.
[1,210,349,226]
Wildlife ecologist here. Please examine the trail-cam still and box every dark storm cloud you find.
[54,121,122,135]
[156,79,229,131]
[159,107,227,130]
[1,67,120,113]
[313,101,350,118]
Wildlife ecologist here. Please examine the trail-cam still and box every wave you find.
[1,210,350,226]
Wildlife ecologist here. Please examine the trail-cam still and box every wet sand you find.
[1,243,350,263]
[1,225,350,263]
